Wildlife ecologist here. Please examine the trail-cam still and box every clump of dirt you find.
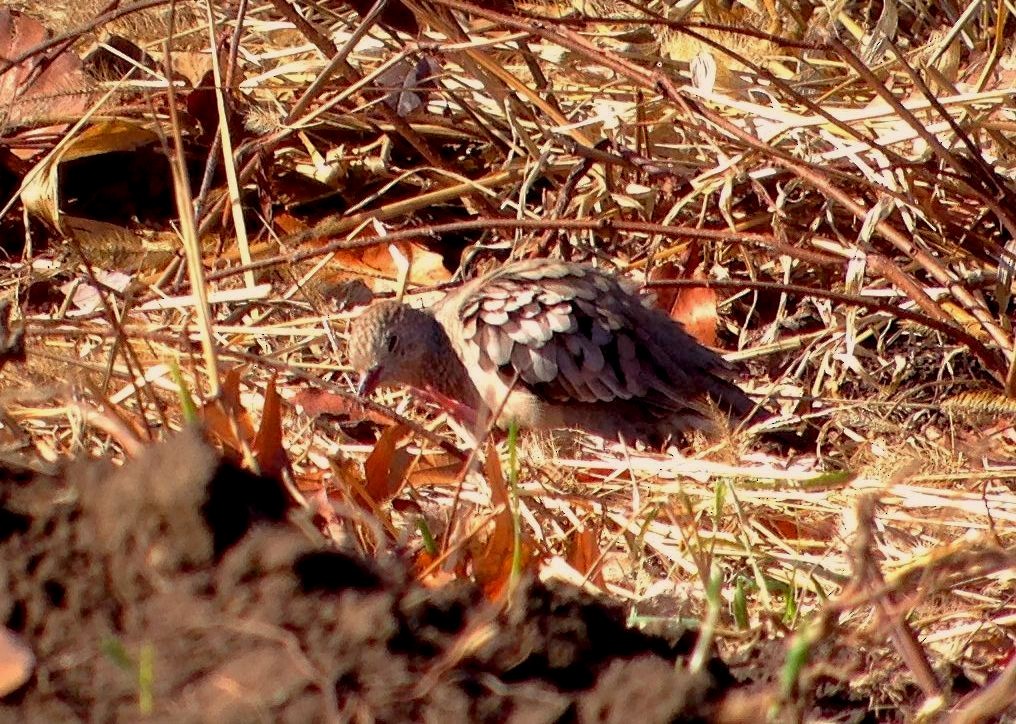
[0,427,730,721]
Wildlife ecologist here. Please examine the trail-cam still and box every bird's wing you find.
[442,259,735,415]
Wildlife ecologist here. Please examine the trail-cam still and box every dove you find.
[347,258,807,448]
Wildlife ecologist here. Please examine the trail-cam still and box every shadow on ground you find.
[1,427,733,722]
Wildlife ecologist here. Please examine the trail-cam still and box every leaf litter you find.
[0,0,1014,720]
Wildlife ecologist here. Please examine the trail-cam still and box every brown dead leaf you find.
[406,459,468,488]
[292,389,390,426]
[471,515,518,599]
[20,120,160,233]
[650,243,718,347]
[469,443,535,598]
[324,242,451,294]
[363,424,413,503]
[412,549,457,587]
[376,55,440,117]
[566,527,606,589]
[764,516,802,541]
[484,440,509,509]
[202,368,257,454]
[362,242,448,286]
[0,8,94,146]
[253,377,288,480]
[669,268,718,347]
[648,267,676,311]
[274,212,308,236]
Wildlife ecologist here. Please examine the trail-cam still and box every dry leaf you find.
[363,424,413,503]
[361,242,451,287]
[647,258,684,314]
[292,389,390,426]
[317,240,450,295]
[202,368,257,453]
[648,246,719,347]
[669,268,718,348]
[20,120,160,233]
[0,8,94,146]
[566,527,606,589]
[412,549,456,587]
[59,269,131,314]
[469,443,535,598]
[377,55,440,117]
[253,377,288,480]
[406,460,467,488]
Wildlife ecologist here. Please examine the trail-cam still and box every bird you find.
[347,258,808,448]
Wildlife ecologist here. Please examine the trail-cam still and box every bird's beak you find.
[356,365,382,397]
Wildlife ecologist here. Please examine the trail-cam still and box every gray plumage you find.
[347,258,791,446]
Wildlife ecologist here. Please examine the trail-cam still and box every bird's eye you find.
[384,332,399,353]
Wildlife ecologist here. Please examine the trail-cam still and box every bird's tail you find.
[706,377,816,452]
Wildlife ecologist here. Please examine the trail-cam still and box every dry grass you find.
[1,0,1015,718]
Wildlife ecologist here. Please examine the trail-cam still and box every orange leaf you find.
[566,527,606,589]
[362,242,451,287]
[646,259,683,313]
[406,460,468,488]
[647,243,719,347]
[274,212,308,235]
[764,516,803,540]
[253,376,288,479]
[483,440,509,508]
[322,242,452,295]
[669,271,719,347]
[471,514,517,599]
[469,443,536,598]
[202,367,256,453]
[292,389,389,426]
[412,550,456,587]
[363,424,413,503]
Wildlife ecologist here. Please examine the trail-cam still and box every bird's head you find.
[347,300,434,396]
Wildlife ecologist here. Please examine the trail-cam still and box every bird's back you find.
[433,258,761,442]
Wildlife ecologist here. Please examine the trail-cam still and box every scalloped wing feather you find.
[442,260,728,419]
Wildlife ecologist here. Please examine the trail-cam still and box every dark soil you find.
[0,427,732,722]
